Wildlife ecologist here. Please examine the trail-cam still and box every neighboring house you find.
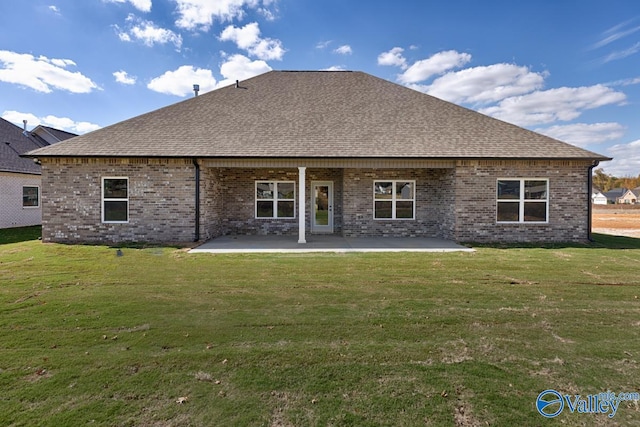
[0,118,76,228]
[603,188,636,204]
[603,188,625,204]
[592,187,607,205]
[25,71,610,244]
[619,189,638,204]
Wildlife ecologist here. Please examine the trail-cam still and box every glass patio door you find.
[311,181,333,233]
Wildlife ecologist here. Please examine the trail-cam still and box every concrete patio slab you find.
[189,235,474,254]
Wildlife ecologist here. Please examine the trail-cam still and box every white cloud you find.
[40,115,102,134]
[113,70,136,85]
[321,65,347,71]
[479,85,627,126]
[219,22,285,60]
[536,122,626,147]
[592,20,640,49]
[2,110,100,134]
[49,5,61,14]
[591,20,640,64]
[2,111,39,128]
[103,0,152,13]
[174,0,277,31]
[147,65,217,96]
[377,47,407,69]
[116,15,182,49]
[333,45,352,55]
[218,54,272,87]
[49,58,75,68]
[604,139,640,176]
[257,2,278,21]
[398,50,471,84]
[606,76,640,86]
[219,22,260,49]
[383,49,629,141]
[130,0,152,12]
[175,0,247,30]
[316,40,332,50]
[601,42,640,63]
[0,50,98,94]
[424,64,546,104]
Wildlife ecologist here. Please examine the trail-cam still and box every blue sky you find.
[1,1,639,176]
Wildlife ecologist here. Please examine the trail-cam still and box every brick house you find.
[1,117,76,229]
[25,71,609,244]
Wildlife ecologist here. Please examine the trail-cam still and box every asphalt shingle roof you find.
[37,126,78,143]
[1,118,76,174]
[0,118,47,174]
[26,71,609,160]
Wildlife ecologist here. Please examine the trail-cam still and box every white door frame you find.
[311,181,334,233]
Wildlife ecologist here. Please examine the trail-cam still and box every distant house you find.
[619,189,638,204]
[26,71,610,244]
[603,188,638,204]
[0,118,76,229]
[603,188,625,204]
[592,187,607,205]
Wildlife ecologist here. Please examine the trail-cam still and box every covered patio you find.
[189,234,474,254]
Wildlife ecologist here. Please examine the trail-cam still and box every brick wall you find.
[342,168,455,238]
[39,158,593,244]
[208,167,343,236]
[208,167,455,239]
[40,158,197,244]
[0,172,42,228]
[200,166,222,240]
[453,160,592,243]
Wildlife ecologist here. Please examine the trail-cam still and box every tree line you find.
[593,168,640,192]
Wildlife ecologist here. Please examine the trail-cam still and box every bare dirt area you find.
[592,209,640,238]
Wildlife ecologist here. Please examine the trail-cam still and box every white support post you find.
[298,166,306,244]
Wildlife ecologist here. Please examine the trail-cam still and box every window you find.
[374,180,415,219]
[102,178,128,223]
[22,186,39,208]
[497,179,548,223]
[256,181,295,218]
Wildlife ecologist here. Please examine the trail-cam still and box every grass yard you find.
[0,229,639,426]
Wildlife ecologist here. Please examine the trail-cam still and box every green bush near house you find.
[0,234,639,426]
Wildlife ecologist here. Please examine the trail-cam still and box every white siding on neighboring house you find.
[592,191,607,205]
[0,172,42,228]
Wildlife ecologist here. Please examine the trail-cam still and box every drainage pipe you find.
[193,158,200,242]
[587,160,599,242]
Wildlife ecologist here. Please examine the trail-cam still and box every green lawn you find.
[0,225,41,245]
[0,229,639,426]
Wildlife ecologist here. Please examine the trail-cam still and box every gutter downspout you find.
[193,158,200,242]
[587,160,599,242]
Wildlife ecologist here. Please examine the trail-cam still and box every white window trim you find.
[22,185,40,209]
[255,181,296,219]
[496,178,549,224]
[373,180,416,220]
[102,177,129,223]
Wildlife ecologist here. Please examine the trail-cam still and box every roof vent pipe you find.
[235,80,239,88]
[23,120,27,131]
[193,84,199,97]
